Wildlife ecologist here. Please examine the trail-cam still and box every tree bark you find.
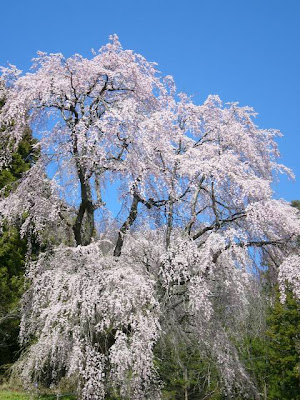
[113,193,140,257]
[166,196,174,249]
[73,167,95,246]
[68,113,95,246]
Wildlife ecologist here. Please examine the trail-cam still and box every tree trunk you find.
[73,168,95,246]
[166,197,174,249]
[184,367,188,400]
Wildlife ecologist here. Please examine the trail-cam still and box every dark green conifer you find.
[0,108,38,375]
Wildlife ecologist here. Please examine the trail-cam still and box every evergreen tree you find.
[241,201,300,399]
[266,289,300,400]
[0,96,38,374]
[244,289,300,400]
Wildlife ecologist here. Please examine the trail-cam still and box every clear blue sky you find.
[0,0,299,202]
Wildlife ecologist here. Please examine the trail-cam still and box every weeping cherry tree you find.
[0,35,299,399]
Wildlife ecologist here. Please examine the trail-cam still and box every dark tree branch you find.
[211,237,292,264]
[114,193,140,257]
[192,212,246,240]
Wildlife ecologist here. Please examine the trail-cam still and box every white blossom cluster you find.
[18,244,160,399]
[0,162,66,242]
[279,254,300,302]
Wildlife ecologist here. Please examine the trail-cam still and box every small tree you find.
[0,36,299,399]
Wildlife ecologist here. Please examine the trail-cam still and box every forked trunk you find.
[73,168,95,246]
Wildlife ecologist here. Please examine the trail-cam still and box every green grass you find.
[0,391,29,400]
[0,390,76,400]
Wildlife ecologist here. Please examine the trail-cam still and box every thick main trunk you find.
[68,110,95,246]
[73,168,95,246]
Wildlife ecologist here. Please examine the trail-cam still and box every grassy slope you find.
[0,390,75,400]
[0,391,29,400]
